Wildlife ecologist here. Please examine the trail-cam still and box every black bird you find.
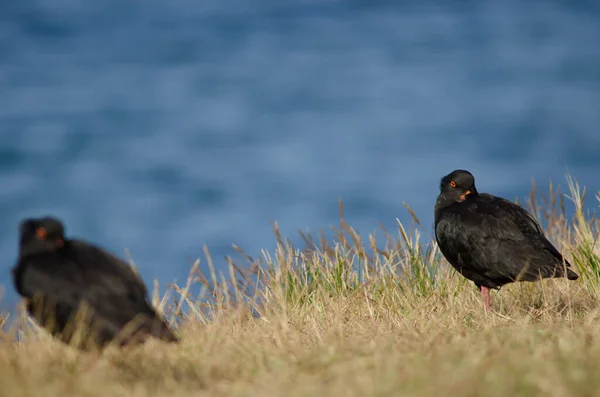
[12,216,179,349]
[434,170,578,312]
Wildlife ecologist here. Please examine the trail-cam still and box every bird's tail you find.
[565,267,579,280]
[115,312,179,346]
[138,312,179,343]
[548,256,579,281]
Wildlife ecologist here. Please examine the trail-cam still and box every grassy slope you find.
[0,178,599,397]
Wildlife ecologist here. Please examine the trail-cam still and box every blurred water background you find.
[0,0,599,310]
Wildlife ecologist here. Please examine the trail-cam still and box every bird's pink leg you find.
[480,286,490,312]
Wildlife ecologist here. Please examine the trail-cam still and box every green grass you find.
[1,177,599,396]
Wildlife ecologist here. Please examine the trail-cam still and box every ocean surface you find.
[1,1,599,310]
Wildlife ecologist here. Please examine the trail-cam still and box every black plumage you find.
[434,169,578,311]
[12,216,178,349]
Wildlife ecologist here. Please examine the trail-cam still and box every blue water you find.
[1,1,599,309]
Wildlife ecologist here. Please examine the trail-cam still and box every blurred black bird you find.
[12,216,179,350]
[434,170,578,312]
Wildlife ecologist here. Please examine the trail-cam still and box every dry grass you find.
[1,177,600,397]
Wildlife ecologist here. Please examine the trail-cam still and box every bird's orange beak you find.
[459,190,472,201]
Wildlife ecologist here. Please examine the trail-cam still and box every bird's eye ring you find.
[450,181,457,188]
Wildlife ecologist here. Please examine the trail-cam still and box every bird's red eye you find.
[450,181,457,188]
[36,227,47,239]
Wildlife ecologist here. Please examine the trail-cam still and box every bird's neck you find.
[434,193,455,213]
[435,192,478,219]
[19,240,68,259]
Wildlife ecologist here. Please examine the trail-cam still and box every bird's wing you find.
[477,194,570,266]
[68,240,148,293]
[478,194,543,235]
[66,242,177,342]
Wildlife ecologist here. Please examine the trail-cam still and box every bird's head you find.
[19,216,66,257]
[436,169,479,209]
